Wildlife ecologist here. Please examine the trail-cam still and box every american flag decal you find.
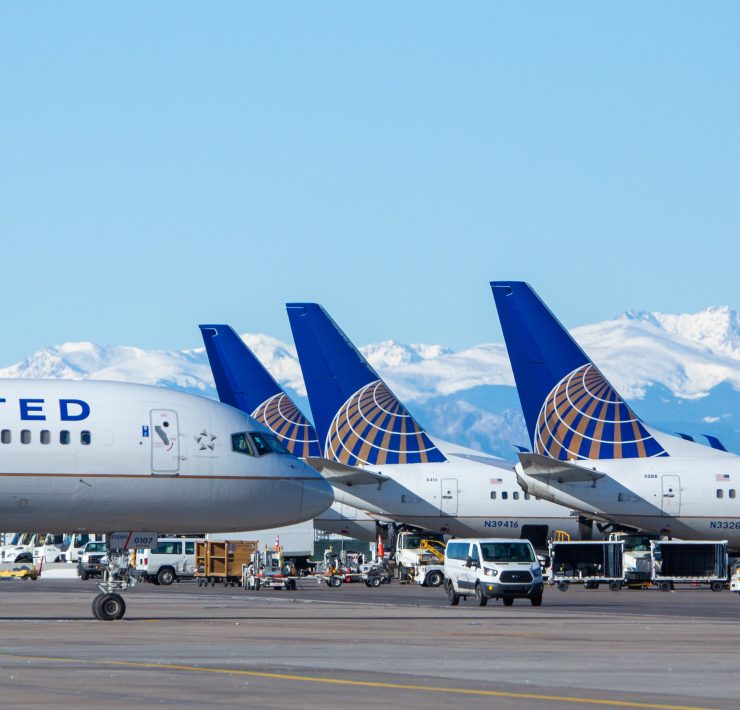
[716,473,731,481]
[490,478,503,485]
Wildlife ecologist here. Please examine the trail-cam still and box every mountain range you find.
[2,306,740,459]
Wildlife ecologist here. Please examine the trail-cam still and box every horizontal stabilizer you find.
[518,452,605,483]
[305,457,390,486]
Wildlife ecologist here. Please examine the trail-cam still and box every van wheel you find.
[446,580,460,606]
[426,570,444,588]
[502,596,514,606]
[157,567,176,586]
[475,583,488,606]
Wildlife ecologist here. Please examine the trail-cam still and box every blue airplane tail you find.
[490,282,668,461]
[286,303,446,466]
[199,324,321,458]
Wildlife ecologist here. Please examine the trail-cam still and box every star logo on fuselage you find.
[195,430,217,451]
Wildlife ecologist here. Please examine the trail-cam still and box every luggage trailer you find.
[650,540,728,592]
[549,540,625,592]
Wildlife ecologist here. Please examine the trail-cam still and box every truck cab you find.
[444,538,544,606]
[33,533,70,565]
[0,533,35,563]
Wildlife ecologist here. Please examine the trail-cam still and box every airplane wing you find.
[517,452,606,483]
[305,457,390,486]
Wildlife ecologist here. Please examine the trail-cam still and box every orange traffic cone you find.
[377,533,384,560]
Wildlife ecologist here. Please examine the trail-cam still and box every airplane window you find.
[60,430,70,445]
[717,489,724,499]
[81,431,91,445]
[1,429,10,444]
[502,491,508,500]
[524,493,531,500]
[231,433,255,456]
[731,490,736,499]
[20,430,31,445]
[490,491,496,500]
[40,430,50,445]
[249,432,272,456]
[513,491,520,500]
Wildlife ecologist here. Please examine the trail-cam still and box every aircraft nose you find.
[299,470,334,520]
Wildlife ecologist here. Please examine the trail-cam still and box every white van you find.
[444,538,544,606]
[0,533,35,563]
[135,537,200,585]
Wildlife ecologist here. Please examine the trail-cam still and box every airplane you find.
[491,280,740,548]
[0,379,333,619]
[199,324,380,541]
[284,302,586,545]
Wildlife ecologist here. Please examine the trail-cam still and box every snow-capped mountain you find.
[2,306,740,458]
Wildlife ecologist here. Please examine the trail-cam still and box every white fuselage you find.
[0,380,333,533]
[516,431,740,547]
[328,438,582,540]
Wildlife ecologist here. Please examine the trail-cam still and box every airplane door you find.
[440,479,458,516]
[661,475,681,516]
[150,410,180,474]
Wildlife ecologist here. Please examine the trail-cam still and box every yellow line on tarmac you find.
[0,653,714,710]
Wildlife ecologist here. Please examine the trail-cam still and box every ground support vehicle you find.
[243,548,297,590]
[730,560,740,594]
[394,531,446,585]
[0,533,35,563]
[77,540,108,580]
[444,538,544,606]
[136,537,201,585]
[651,540,728,592]
[609,533,658,587]
[0,565,39,580]
[211,521,315,574]
[33,533,70,565]
[549,540,625,591]
[195,540,257,587]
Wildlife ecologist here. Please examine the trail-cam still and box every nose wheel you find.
[92,593,126,621]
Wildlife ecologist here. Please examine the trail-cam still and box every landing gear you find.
[92,545,137,621]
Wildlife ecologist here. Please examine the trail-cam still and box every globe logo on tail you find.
[252,392,321,458]
[326,380,446,466]
[535,364,668,460]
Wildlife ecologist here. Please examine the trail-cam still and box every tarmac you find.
[0,576,738,709]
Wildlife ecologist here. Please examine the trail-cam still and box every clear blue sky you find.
[1,4,738,363]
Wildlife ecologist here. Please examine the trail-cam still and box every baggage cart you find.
[195,540,258,587]
[651,540,728,592]
[549,540,625,591]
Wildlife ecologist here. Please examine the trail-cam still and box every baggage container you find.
[549,540,624,591]
[650,540,728,592]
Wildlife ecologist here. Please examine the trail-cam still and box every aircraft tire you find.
[95,593,126,621]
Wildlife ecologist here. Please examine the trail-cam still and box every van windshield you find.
[480,542,534,563]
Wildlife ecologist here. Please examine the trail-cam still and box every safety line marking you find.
[0,653,714,709]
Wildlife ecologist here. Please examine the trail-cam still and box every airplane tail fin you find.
[199,324,320,458]
[286,303,446,466]
[490,282,668,461]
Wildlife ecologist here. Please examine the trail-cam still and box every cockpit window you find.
[250,432,273,456]
[231,433,255,456]
[262,432,289,455]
